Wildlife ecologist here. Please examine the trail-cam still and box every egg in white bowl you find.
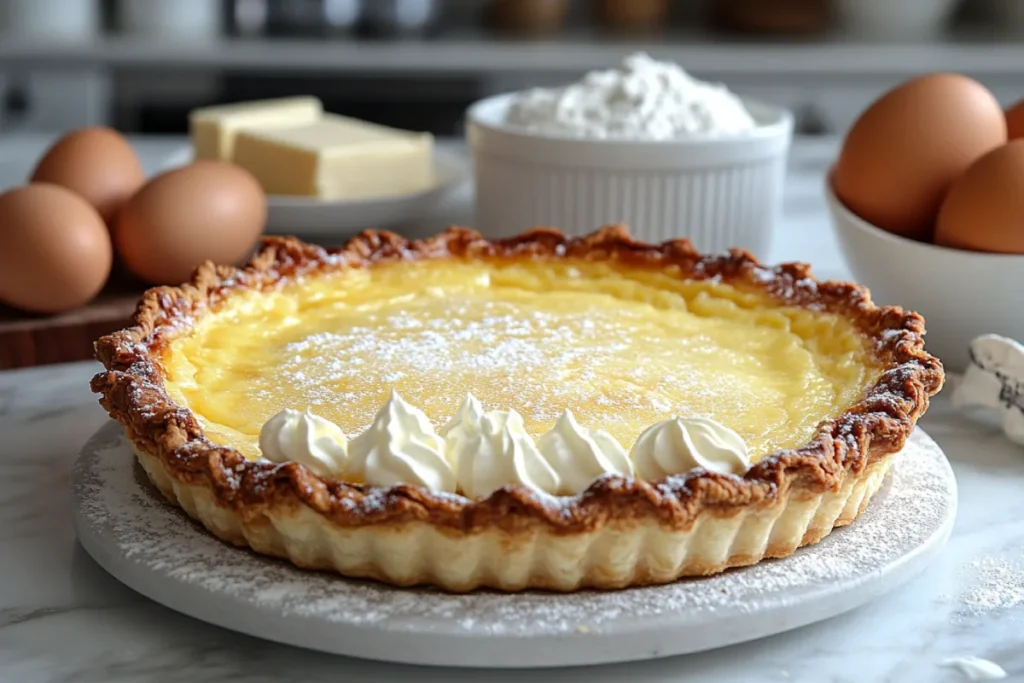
[826,179,1024,372]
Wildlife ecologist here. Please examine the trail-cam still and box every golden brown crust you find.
[91,225,944,536]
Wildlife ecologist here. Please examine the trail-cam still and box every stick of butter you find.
[233,114,435,201]
[190,97,323,162]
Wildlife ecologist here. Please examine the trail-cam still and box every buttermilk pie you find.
[92,226,944,592]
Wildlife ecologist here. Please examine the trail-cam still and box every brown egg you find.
[833,73,1006,242]
[113,161,266,285]
[0,184,112,313]
[935,141,1024,254]
[30,127,146,224]
[1005,99,1024,140]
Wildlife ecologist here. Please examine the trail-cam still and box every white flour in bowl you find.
[505,52,757,140]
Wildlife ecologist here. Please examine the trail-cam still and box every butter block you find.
[232,114,435,200]
[189,97,323,161]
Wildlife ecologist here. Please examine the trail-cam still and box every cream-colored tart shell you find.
[134,444,890,591]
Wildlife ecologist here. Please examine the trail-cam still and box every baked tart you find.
[92,226,943,592]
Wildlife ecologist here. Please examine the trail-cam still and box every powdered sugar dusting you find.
[954,556,1024,617]
[266,297,763,445]
[192,284,868,460]
[73,424,955,638]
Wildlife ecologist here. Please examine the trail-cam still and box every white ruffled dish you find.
[159,147,468,239]
[467,92,793,257]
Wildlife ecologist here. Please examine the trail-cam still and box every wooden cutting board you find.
[0,280,143,370]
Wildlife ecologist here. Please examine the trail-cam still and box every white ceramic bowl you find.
[833,0,958,39]
[826,180,1024,372]
[119,0,221,39]
[466,93,793,257]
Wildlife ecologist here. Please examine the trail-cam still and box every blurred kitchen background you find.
[0,0,1021,138]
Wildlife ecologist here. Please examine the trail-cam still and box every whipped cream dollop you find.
[537,409,632,494]
[505,52,756,140]
[258,408,349,478]
[440,393,485,458]
[455,408,560,499]
[258,394,752,496]
[345,392,456,493]
[631,416,751,481]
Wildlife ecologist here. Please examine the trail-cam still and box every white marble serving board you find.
[71,423,957,669]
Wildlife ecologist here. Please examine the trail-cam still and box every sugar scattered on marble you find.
[75,427,954,637]
[955,556,1024,616]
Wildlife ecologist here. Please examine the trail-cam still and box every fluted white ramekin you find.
[467,93,793,256]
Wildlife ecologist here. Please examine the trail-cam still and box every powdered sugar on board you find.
[71,423,956,665]
[952,555,1024,617]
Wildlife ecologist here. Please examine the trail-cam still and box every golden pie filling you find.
[163,258,883,462]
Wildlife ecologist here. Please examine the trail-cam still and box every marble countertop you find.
[0,136,1022,683]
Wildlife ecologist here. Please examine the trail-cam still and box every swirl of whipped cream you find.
[536,409,632,494]
[346,392,456,493]
[631,416,751,481]
[258,408,349,478]
[439,393,485,464]
[456,409,560,499]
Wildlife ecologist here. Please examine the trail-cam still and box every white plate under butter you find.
[160,147,468,240]
[73,422,955,669]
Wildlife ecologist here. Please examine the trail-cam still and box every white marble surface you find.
[0,137,1023,682]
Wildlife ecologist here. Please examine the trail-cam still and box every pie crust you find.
[92,226,944,592]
